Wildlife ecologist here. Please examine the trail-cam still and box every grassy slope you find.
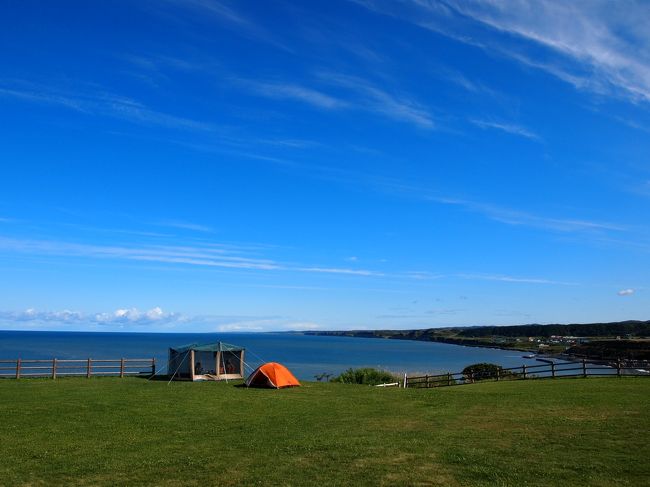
[0,378,648,486]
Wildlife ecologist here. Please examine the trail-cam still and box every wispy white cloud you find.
[320,72,436,128]
[122,53,211,73]
[154,220,214,233]
[0,234,574,287]
[460,201,624,233]
[451,0,650,103]
[174,0,251,26]
[589,236,650,254]
[400,271,444,281]
[371,177,625,234]
[617,288,635,296]
[236,79,348,109]
[236,72,436,129]
[457,273,576,286]
[217,319,320,332]
[375,308,465,319]
[0,82,218,132]
[357,0,650,105]
[297,267,383,277]
[470,119,541,141]
[158,133,626,239]
[426,308,464,316]
[256,138,320,149]
[441,69,502,98]
[612,116,650,135]
[156,0,293,52]
[0,236,388,277]
[0,237,282,271]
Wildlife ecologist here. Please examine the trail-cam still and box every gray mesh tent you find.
[168,342,245,381]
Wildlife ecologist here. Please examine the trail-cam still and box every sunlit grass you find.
[0,377,648,486]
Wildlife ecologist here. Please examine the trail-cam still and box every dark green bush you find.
[462,363,518,381]
[332,368,398,385]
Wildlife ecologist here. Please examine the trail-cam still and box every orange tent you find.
[245,362,301,388]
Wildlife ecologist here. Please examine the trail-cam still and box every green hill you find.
[306,320,650,357]
[307,319,650,340]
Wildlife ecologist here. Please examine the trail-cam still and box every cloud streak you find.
[470,119,541,141]
[321,72,436,128]
[157,0,293,52]
[236,73,436,129]
[372,177,625,234]
[236,79,348,109]
[457,274,576,286]
[0,82,218,133]
[154,220,215,233]
[0,235,572,286]
[0,237,282,271]
[298,267,383,277]
[0,236,385,276]
[357,0,650,105]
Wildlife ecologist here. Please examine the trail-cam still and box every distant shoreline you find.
[304,330,534,354]
[304,327,650,365]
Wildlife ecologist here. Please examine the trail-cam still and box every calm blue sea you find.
[0,330,546,380]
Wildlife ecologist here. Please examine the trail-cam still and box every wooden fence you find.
[0,358,156,379]
[404,359,649,389]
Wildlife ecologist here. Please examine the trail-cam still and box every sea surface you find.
[0,330,554,380]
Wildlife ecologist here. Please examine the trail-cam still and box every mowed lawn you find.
[0,377,648,486]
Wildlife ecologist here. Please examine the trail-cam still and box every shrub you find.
[462,363,518,382]
[332,368,398,385]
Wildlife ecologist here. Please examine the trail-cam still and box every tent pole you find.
[189,350,195,381]
[221,346,229,384]
[167,350,190,386]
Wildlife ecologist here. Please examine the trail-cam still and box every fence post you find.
[551,362,556,379]
[87,358,92,378]
[152,357,156,376]
[447,373,451,386]
[582,359,587,378]
[52,358,57,379]
[403,373,407,388]
[120,358,125,378]
[469,371,474,384]
[425,375,429,388]
[496,368,500,381]
[616,359,621,377]
[522,365,527,380]
[15,358,21,379]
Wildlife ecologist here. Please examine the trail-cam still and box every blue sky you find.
[1,0,649,332]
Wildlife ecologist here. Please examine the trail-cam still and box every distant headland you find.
[304,320,650,362]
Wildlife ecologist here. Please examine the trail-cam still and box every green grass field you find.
[1,377,648,486]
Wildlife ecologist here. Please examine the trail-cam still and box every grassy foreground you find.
[0,378,648,486]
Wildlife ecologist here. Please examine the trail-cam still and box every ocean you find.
[0,330,546,380]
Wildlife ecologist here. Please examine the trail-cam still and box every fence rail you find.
[404,359,650,389]
[0,358,156,379]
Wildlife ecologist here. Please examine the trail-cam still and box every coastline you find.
[304,331,605,365]
[305,331,534,354]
